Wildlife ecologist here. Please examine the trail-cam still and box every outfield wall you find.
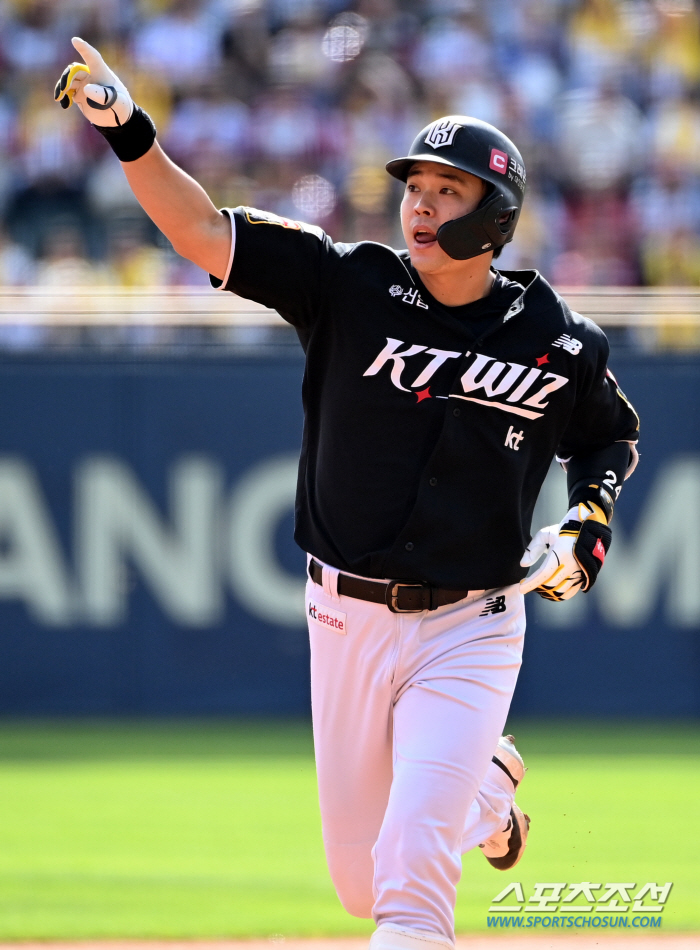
[0,351,696,716]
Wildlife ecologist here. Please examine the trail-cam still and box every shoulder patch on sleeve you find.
[241,207,326,242]
[244,208,301,229]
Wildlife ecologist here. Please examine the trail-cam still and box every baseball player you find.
[56,39,639,950]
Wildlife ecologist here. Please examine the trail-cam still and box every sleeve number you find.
[603,470,621,499]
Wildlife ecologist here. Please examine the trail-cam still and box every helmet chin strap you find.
[436,192,517,261]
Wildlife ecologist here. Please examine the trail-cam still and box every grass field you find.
[0,719,696,939]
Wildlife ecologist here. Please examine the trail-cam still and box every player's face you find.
[401,161,487,273]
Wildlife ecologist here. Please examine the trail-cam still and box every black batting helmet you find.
[386,116,526,261]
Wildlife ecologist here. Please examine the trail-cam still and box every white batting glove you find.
[54,37,133,127]
[520,502,611,601]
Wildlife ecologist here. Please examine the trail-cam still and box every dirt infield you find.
[0,938,694,950]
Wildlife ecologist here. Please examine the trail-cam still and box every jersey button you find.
[453,408,461,417]
[429,477,437,486]
[404,542,414,551]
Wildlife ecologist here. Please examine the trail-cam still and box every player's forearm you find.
[566,441,634,522]
[121,142,231,279]
[54,39,232,280]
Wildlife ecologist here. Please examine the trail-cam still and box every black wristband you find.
[94,105,156,162]
[569,482,615,523]
[566,441,631,523]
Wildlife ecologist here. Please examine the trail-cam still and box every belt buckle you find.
[386,581,426,614]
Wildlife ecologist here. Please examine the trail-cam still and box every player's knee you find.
[335,883,374,918]
[326,849,374,918]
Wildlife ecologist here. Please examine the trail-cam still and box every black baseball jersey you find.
[212,207,639,590]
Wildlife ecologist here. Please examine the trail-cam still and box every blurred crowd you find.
[1,0,700,289]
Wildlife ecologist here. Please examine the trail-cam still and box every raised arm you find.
[119,144,231,278]
[55,38,231,279]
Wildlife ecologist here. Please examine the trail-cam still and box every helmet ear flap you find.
[497,208,518,234]
[436,192,516,261]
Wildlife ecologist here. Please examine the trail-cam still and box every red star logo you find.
[536,353,550,366]
[415,387,432,402]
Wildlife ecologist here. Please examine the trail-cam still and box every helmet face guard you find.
[386,116,526,262]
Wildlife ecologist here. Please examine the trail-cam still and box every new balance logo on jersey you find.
[388,285,428,308]
[424,118,462,149]
[480,595,506,616]
[552,334,582,355]
[363,338,570,417]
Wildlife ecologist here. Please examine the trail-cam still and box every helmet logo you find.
[489,148,508,174]
[424,119,462,149]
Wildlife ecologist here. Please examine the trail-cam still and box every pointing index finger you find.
[71,36,105,74]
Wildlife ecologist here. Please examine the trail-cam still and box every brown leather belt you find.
[309,559,471,614]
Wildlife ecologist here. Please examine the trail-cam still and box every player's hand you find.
[54,37,133,127]
[519,502,612,601]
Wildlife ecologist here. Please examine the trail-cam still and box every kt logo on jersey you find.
[363,337,569,420]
